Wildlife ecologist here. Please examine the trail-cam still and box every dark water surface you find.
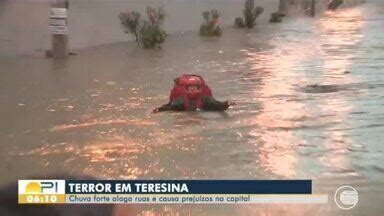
[0,3,383,215]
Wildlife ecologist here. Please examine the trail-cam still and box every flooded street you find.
[0,2,383,215]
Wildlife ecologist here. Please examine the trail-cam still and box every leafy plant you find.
[235,17,245,28]
[146,6,165,26]
[119,10,141,43]
[269,12,285,23]
[235,0,264,28]
[119,6,167,49]
[139,21,166,48]
[328,0,343,10]
[199,9,222,37]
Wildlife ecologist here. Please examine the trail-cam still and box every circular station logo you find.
[334,185,358,210]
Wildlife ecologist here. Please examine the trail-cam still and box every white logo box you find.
[18,180,66,194]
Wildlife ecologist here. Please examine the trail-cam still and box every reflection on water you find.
[51,118,155,132]
[244,26,315,178]
[1,3,384,216]
[315,7,363,179]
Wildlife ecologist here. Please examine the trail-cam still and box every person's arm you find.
[202,97,235,111]
[152,97,185,113]
[152,103,173,113]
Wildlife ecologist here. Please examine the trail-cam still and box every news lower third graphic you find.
[18,180,66,204]
[18,180,329,204]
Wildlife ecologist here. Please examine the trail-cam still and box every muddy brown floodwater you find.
[0,3,383,216]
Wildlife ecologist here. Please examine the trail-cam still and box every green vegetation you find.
[328,0,343,10]
[234,0,264,28]
[119,10,141,43]
[199,10,222,37]
[270,12,285,23]
[119,6,166,49]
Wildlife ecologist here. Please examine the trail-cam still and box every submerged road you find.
[0,3,383,215]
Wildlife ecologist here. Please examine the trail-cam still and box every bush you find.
[139,22,166,48]
[119,6,167,49]
[199,10,222,37]
[328,0,343,10]
[269,12,285,23]
[235,17,245,28]
[119,10,141,43]
[235,0,264,28]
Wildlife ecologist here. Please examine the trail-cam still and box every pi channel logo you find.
[18,180,65,195]
[334,185,359,210]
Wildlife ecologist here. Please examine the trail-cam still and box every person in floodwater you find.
[152,74,235,113]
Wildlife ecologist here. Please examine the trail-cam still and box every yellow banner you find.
[18,194,66,204]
